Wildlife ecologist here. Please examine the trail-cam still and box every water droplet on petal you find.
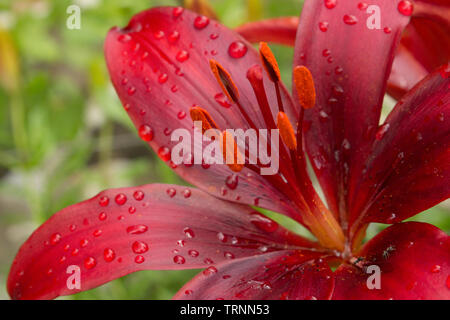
[99,196,109,207]
[135,255,145,264]
[173,255,186,264]
[194,16,210,29]
[133,190,145,201]
[375,123,390,140]
[319,21,329,32]
[228,41,247,59]
[398,1,413,16]
[172,7,184,18]
[167,188,176,197]
[127,225,149,235]
[50,233,62,245]
[84,257,97,270]
[343,15,358,25]
[115,193,127,205]
[176,50,189,62]
[138,124,153,142]
[215,93,232,108]
[98,212,107,221]
[132,241,149,254]
[104,248,116,262]
[324,0,337,9]
[225,174,239,190]
[189,250,199,258]
[183,227,195,238]
[431,265,441,273]
[158,146,171,161]
[203,266,218,276]
[250,212,278,233]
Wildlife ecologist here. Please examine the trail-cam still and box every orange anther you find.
[221,130,244,172]
[293,66,316,109]
[259,42,281,82]
[210,59,239,103]
[189,106,218,134]
[277,112,297,151]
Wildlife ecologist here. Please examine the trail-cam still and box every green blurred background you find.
[0,0,448,300]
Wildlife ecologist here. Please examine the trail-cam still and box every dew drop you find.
[228,41,248,59]
[172,7,184,18]
[224,252,235,260]
[225,174,239,190]
[357,2,368,10]
[115,193,127,205]
[167,188,176,197]
[173,255,186,264]
[128,206,136,214]
[135,255,145,264]
[80,239,89,248]
[398,1,413,16]
[132,241,149,254]
[343,15,358,25]
[217,232,227,243]
[324,0,337,9]
[98,212,107,221]
[319,21,329,32]
[214,93,232,108]
[431,265,441,273]
[203,266,218,276]
[93,229,102,237]
[138,124,154,142]
[99,196,109,207]
[250,212,278,233]
[84,257,97,270]
[133,190,145,201]
[183,227,195,238]
[183,189,192,198]
[194,16,210,29]
[189,250,199,258]
[176,50,189,62]
[104,248,116,262]
[127,225,148,235]
[168,30,180,43]
[158,146,171,161]
[375,123,390,140]
[158,73,168,84]
[50,233,62,245]
[384,27,392,34]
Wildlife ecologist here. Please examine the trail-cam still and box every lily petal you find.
[389,0,450,98]
[333,222,450,300]
[7,184,313,300]
[293,0,410,222]
[174,250,334,300]
[105,7,301,221]
[349,66,450,232]
[236,17,299,46]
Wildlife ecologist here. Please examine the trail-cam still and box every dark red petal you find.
[388,0,450,98]
[333,222,450,300]
[174,250,334,300]
[105,7,300,220]
[236,17,299,46]
[293,1,410,221]
[7,184,314,300]
[349,66,449,231]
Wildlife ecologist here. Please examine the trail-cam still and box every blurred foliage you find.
[0,0,448,300]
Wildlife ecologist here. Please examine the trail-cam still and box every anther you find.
[293,66,316,109]
[221,130,244,172]
[277,112,297,151]
[259,42,281,83]
[189,106,218,134]
[210,59,239,103]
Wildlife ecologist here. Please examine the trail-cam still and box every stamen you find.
[221,130,244,172]
[189,106,218,134]
[293,66,316,109]
[259,42,281,83]
[246,65,276,130]
[277,112,297,151]
[209,59,239,103]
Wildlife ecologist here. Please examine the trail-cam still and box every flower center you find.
[190,43,346,252]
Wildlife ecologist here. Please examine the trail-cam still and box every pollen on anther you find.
[259,42,281,82]
[293,66,316,109]
[277,112,297,151]
[209,59,239,103]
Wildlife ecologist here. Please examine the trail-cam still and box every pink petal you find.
[174,250,334,300]
[236,17,299,46]
[349,66,449,231]
[333,222,450,300]
[389,0,450,98]
[292,0,410,220]
[7,184,314,300]
[105,7,302,221]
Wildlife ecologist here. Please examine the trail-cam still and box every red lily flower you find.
[236,0,450,100]
[7,1,450,300]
